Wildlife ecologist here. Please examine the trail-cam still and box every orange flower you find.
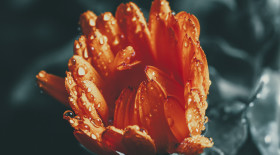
[36,0,213,154]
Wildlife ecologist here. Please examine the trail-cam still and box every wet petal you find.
[145,66,184,106]
[116,2,154,64]
[122,125,156,155]
[114,87,137,129]
[112,46,141,71]
[73,35,91,63]
[176,12,200,42]
[80,11,97,35]
[135,80,174,153]
[36,70,68,106]
[164,96,189,142]
[68,55,103,89]
[87,29,114,77]
[96,12,128,55]
[149,0,181,77]
[102,126,126,153]
[177,135,213,155]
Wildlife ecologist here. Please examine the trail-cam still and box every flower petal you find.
[116,2,154,64]
[112,46,140,71]
[114,87,137,129]
[122,125,156,155]
[96,12,128,55]
[176,135,213,155]
[176,12,200,42]
[102,126,126,153]
[164,96,189,143]
[80,11,97,36]
[135,80,174,153]
[145,66,184,107]
[68,55,103,89]
[36,70,68,106]
[74,35,91,63]
[65,72,109,124]
[87,29,114,77]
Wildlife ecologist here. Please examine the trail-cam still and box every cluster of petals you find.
[36,0,213,154]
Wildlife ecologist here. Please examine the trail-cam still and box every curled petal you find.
[122,125,156,155]
[177,135,213,155]
[112,46,140,71]
[145,66,184,107]
[87,29,114,77]
[36,70,68,106]
[74,35,91,63]
[80,11,97,35]
[176,12,200,42]
[149,0,181,77]
[114,87,137,129]
[102,126,126,153]
[64,113,114,155]
[136,80,174,153]
[96,12,128,55]
[164,96,189,143]
[116,2,154,64]
[68,55,103,89]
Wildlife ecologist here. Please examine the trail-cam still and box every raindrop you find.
[89,19,96,26]
[126,7,131,12]
[64,110,74,118]
[99,38,104,45]
[75,43,80,49]
[91,133,97,140]
[71,58,76,65]
[78,67,86,76]
[132,17,137,21]
[84,49,89,58]
[103,13,111,21]
[91,47,95,51]
[87,88,91,92]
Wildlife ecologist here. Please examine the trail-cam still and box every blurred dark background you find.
[1,0,279,154]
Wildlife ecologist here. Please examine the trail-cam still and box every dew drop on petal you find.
[75,43,80,49]
[99,38,104,45]
[91,133,97,140]
[89,19,96,26]
[78,67,86,76]
[103,14,111,21]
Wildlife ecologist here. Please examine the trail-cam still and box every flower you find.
[36,0,213,154]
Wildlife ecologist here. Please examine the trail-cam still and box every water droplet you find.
[172,11,176,16]
[132,17,137,21]
[111,20,116,25]
[91,133,97,140]
[92,118,103,127]
[71,58,76,65]
[78,67,86,76]
[99,38,104,45]
[103,13,111,21]
[63,110,74,119]
[97,103,101,108]
[84,49,89,58]
[89,107,92,112]
[126,7,131,12]
[89,19,96,26]
[69,97,74,102]
[75,43,80,49]
[69,120,74,124]
[90,35,94,40]
[87,87,91,92]
[184,42,188,47]
[161,1,165,5]
[38,71,46,78]
[91,47,95,51]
